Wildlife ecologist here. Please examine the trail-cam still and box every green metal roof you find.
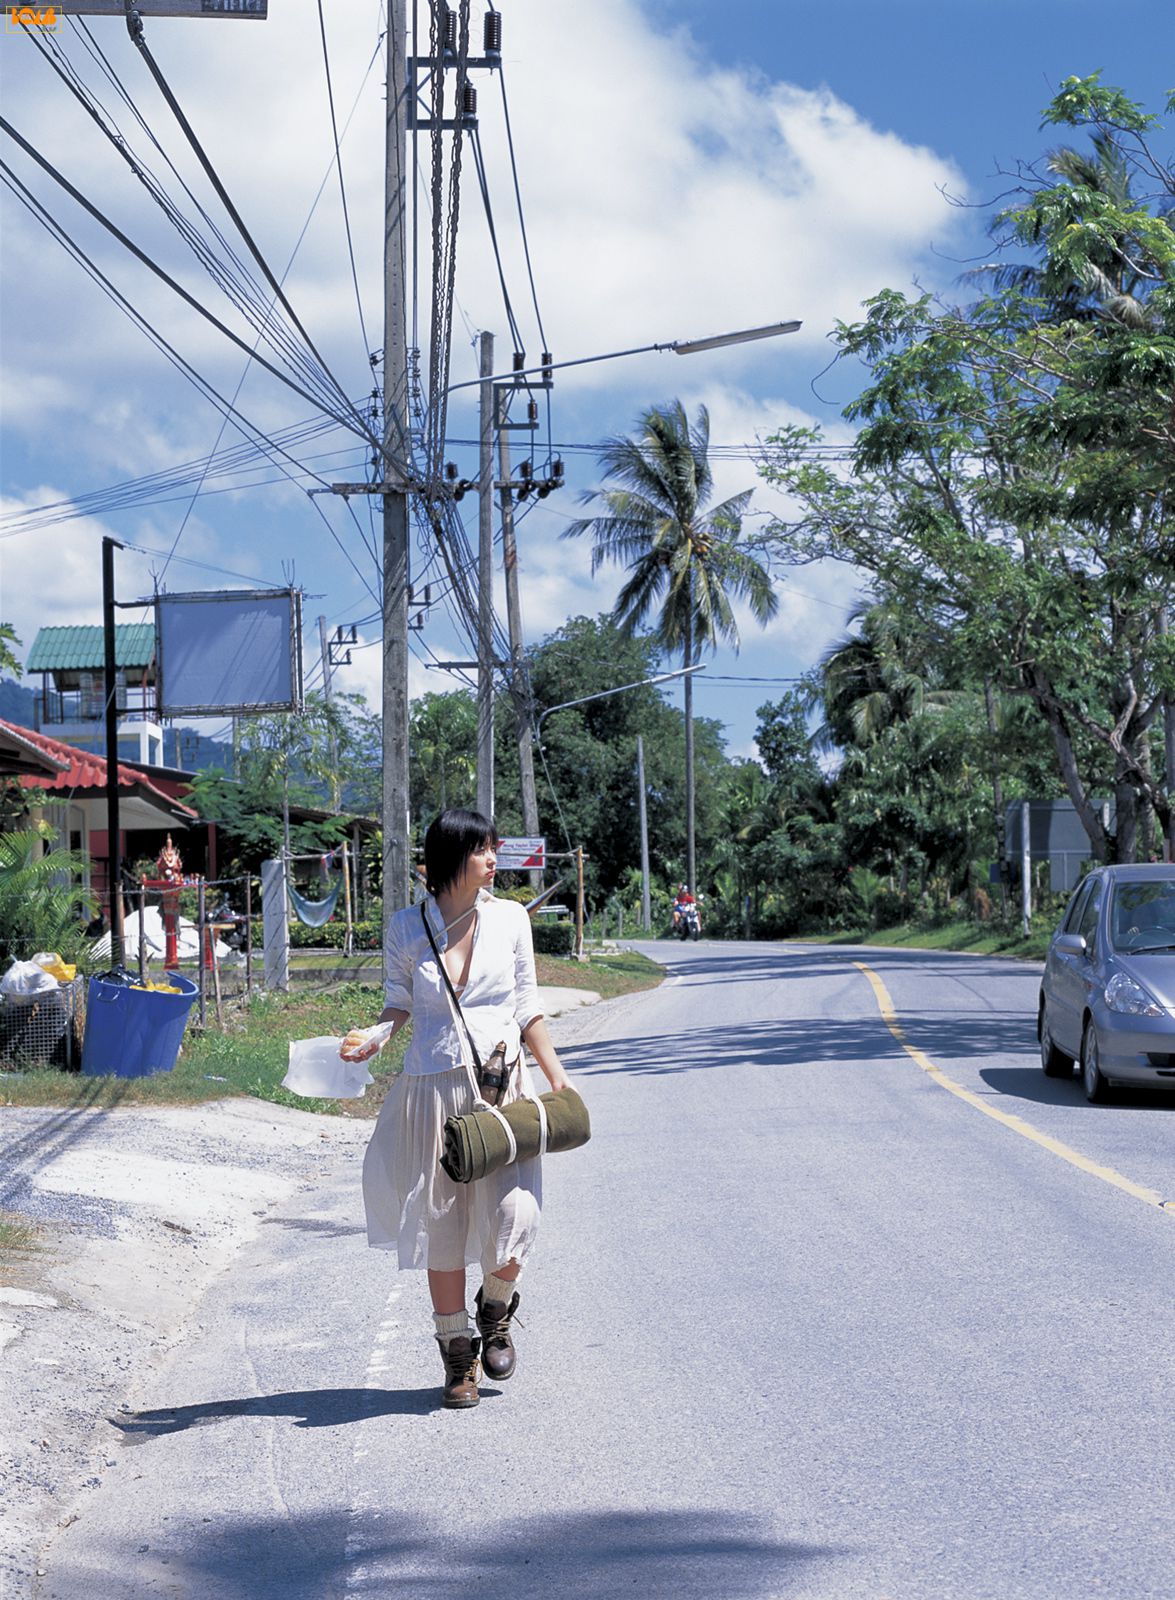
[26,624,156,673]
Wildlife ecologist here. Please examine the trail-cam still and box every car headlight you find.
[1104,972,1164,1017]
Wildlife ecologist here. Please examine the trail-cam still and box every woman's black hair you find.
[423,808,496,897]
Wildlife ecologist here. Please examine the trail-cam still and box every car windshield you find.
[1109,882,1175,953]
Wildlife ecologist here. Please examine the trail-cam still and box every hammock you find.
[287,874,343,928]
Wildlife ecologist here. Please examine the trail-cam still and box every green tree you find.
[563,400,778,893]
[0,825,95,969]
[500,615,727,909]
[0,623,21,680]
[409,691,477,825]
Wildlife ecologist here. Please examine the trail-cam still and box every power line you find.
[316,0,373,367]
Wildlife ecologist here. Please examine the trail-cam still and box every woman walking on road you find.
[345,808,573,1409]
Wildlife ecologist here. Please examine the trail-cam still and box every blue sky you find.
[1,0,1170,768]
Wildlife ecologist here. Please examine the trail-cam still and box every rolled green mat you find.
[440,1086,591,1184]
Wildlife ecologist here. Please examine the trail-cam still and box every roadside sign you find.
[496,836,545,871]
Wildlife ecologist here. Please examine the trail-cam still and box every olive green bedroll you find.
[440,1087,591,1184]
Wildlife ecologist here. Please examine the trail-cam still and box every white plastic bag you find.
[282,1037,374,1099]
[1,959,60,997]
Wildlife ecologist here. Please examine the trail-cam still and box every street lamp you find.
[534,664,707,738]
[446,320,802,394]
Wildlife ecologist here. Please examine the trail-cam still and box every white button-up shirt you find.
[384,890,543,1076]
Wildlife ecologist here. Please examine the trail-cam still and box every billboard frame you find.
[155,586,304,718]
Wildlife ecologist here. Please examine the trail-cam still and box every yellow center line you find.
[853,961,1175,1221]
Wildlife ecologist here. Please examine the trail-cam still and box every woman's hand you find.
[340,1028,383,1062]
[339,1009,407,1062]
[522,1016,572,1093]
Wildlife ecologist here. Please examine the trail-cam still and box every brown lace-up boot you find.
[475,1287,520,1381]
[437,1334,481,1408]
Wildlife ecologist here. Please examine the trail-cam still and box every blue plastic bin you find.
[81,972,199,1078]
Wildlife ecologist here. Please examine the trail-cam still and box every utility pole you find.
[477,330,495,819]
[685,617,696,895]
[382,0,411,915]
[496,386,541,858]
[1161,607,1175,862]
[101,535,124,968]
[637,734,651,931]
[318,614,340,810]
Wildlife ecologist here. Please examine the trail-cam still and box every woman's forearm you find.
[521,1016,571,1091]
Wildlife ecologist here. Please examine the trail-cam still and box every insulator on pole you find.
[445,461,459,480]
[442,5,457,54]
[541,351,553,384]
[513,351,527,374]
[527,399,538,425]
[484,8,502,55]
[463,80,478,117]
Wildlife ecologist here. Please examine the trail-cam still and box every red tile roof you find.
[3,720,196,818]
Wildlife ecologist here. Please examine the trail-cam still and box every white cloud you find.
[1,0,965,721]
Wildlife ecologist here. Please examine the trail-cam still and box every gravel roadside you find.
[0,983,614,1597]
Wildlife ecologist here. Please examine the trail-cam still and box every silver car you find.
[1038,863,1175,1102]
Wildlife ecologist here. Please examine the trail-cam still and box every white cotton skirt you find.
[362,1059,542,1273]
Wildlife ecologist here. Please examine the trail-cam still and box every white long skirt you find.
[362,1060,542,1273]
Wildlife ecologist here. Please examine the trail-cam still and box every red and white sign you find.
[496,836,545,870]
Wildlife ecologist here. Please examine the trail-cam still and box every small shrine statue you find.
[156,834,183,885]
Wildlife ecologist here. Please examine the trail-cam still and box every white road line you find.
[343,1283,405,1591]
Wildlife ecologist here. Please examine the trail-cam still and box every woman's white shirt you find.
[383,890,543,1076]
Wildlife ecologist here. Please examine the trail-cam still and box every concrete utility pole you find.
[382,0,411,915]
[496,387,541,853]
[477,330,496,819]
[637,734,651,930]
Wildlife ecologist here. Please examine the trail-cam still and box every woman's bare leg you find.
[428,1267,467,1315]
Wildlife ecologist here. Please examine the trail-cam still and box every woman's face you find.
[456,838,497,894]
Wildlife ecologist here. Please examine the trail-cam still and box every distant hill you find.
[0,677,234,774]
[0,678,38,728]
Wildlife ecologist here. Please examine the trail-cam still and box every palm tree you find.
[971,134,1163,328]
[813,597,954,751]
[563,400,778,892]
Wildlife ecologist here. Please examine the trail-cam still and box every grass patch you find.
[536,948,664,1000]
[0,1209,43,1278]
[794,920,1049,961]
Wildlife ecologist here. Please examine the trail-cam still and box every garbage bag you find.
[1,959,60,997]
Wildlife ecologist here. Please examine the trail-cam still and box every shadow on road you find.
[980,1066,1175,1112]
[634,942,1042,991]
[140,1508,838,1599]
[260,1215,367,1237]
[564,1009,1037,1078]
[112,1384,478,1438]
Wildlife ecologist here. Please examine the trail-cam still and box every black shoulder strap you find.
[421,903,482,1071]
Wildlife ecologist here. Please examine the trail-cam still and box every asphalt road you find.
[36,942,1175,1600]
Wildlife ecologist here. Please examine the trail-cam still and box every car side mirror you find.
[1054,932,1088,957]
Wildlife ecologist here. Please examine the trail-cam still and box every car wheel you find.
[1039,1003,1073,1078]
[1080,1023,1112,1104]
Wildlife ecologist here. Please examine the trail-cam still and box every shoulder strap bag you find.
[421,904,511,1105]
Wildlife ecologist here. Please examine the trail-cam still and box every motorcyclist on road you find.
[672,883,700,936]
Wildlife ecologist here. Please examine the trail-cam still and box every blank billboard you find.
[156,589,303,716]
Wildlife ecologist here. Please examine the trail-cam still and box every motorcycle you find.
[674,903,700,941]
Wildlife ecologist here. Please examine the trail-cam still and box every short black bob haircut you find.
[423,808,496,897]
